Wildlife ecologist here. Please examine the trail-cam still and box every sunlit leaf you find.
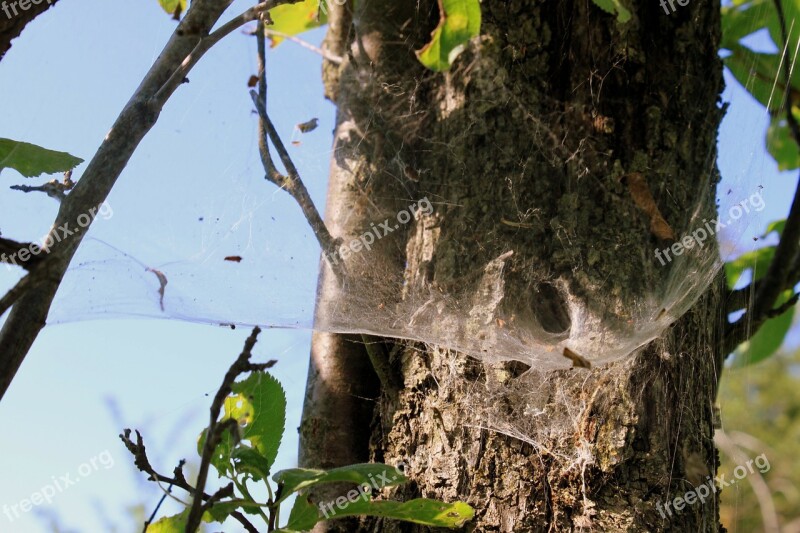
[267,0,328,47]
[721,0,772,50]
[416,0,481,72]
[767,114,800,170]
[273,463,406,504]
[725,246,775,289]
[199,371,286,478]
[0,138,83,178]
[724,45,788,112]
[146,509,188,532]
[323,497,475,528]
[157,0,186,19]
[731,290,796,367]
[763,219,786,237]
[591,0,632,23]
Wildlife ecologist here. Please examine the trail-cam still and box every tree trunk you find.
[302,1,725,531]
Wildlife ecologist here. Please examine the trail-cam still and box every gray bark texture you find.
[0,0,60,60]
[301,1,725,531]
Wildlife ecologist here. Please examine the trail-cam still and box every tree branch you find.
[0,0,298,402]
[120,429,261,532]
[250,27,343,278]
[185,326,275,531]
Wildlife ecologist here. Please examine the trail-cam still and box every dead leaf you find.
[146,268,168,311]
[224,256,243,263]
[247,75,259,88]
[624,172,675,240]
[562,347,592,369]
[296,118,319,133]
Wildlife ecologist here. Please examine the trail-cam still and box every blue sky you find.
[0,2,797,532]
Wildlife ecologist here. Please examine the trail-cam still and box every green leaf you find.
[199,371,286,478]
[266,0,328,47]
[0,138,83,178]
[724,46,787,112]
[146,509,188,532]
[231,445,272,482]
[721,0,772,50]
[284,495,323,530]
[591,0,632,23]
[767,114,800,170]
[725,246,776,289]
[763,219,786,237]
[416,0,481,72]
[323,497,475,528]
[202,501,239,524]
[731,290,796,367]
[157,0,186,18]
[273,464,407,504]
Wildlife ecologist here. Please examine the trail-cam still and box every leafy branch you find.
[122,327,473,532]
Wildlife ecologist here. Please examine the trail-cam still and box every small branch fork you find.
[121,327,274,533]
[250,20,344,279]
[724,1,800,355]
[250,23,402,393]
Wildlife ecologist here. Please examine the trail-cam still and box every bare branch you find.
[250,28,343,278]
[9,170,75,200]
[185,327,273,531]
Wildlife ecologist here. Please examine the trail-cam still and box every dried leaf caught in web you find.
[562,347,592,369]
[624,172,675,240]
[146,268,168,311]
[295,118,319,133]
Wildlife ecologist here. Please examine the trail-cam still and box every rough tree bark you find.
[301,1,724,531]
[0,0,60,60]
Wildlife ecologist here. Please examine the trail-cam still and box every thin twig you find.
[725,1,800,354]
[151,0,304,105]
[251,24,402,395]
[186,327,273,531]
[120,429,260,532]
[251,29,343,278]
[263,28,343,63]
[142,459,183,532]
[9,170,75,200]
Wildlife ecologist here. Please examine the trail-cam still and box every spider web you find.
[36,27,775,375]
